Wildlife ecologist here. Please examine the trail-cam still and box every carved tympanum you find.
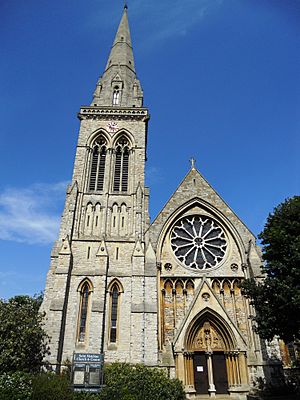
[193,321,225,351]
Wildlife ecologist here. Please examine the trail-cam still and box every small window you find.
[77,281,92,342]
[112,86,120,105]
[109,283,121,343]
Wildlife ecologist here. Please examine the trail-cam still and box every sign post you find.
[72,353,104,392]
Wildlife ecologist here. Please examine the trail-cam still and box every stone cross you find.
[190,157,196,169]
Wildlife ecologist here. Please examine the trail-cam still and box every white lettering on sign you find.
[197,366,204,372]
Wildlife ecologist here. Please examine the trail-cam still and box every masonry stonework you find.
[41,6,281,399]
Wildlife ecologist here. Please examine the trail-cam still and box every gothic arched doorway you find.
[183,312,246,396]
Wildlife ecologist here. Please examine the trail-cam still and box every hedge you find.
[0,363,186,400]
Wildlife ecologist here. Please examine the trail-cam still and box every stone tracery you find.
[171,215,227,270]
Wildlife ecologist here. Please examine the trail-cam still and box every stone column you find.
[238,351,249,385]
[176,352,185,383]
[234,352,241,385]
[206,351,216,397]
[225,352,232,386]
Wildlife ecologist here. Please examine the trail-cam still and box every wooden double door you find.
[194,352,228,394]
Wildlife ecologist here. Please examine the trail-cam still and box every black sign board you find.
[72,353,104,392]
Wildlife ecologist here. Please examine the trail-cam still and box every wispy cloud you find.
[146,166,164,186]
[0,182,67,245]
[131,0,223,43]
[86,0,223,45]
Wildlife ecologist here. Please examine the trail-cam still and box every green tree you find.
[242,196,300,342]
[0,294,49,373]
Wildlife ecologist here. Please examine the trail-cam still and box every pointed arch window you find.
[77,280,92,343]
[89,135,107,191]
[112,86,120,105]
[109,281,122,343]
[113,136,130,192]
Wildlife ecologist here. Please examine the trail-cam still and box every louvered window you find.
[113,136,130,192]
[88,136,107,191]
[113,148,122,191]
[78,282,91,342]
[121,148,129,192]
[110,285,119,343]
[89,148,98,191]
[97,147,106,191]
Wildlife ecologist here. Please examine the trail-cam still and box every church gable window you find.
[113,135,130,192]
[170,215,227,270]
[108,281,122,343]
[77,280,93,343]
[88,135,107,192]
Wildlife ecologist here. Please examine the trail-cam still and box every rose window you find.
[170,215,227,270]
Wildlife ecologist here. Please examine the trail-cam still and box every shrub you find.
[31,372,73,400]
[99,363,186,400]
[73,393,101,400]
[0,364,186,400]
[0,371,32,400]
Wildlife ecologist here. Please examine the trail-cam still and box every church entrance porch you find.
[177,314,249,398]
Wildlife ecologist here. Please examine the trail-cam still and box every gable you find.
[173,279,248,352]
[150,167,256,254]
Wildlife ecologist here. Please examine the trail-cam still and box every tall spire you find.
[91,6,143,107]
[104,5,135,73]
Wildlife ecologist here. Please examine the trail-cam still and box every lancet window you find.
[88,135,107,192]
[109,281,122,343]
[113,136,130,192]
[77,280,92,343]
[112,86,120,105]
[84,202,93,236]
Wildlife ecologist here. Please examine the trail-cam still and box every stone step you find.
[192,396,231,400]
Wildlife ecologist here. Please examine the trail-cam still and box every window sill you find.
[107,343,118,351]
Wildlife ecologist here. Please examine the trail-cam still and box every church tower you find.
[42,6,157,369]
[41,5,280,398]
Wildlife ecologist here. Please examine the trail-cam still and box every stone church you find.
[42,6,280,399]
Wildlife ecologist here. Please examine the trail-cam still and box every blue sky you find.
[0,0,299,299]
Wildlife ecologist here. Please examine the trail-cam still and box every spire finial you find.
[190,157,196,169]
[124,0,128,10]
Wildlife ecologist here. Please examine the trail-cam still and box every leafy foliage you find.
[99,363,186,400]
[0,294,49,373]
[31,373,73,400]
[0,364,186,400]
[242,196,300,342]
[73,393,100,400]
[0,371,32,400]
